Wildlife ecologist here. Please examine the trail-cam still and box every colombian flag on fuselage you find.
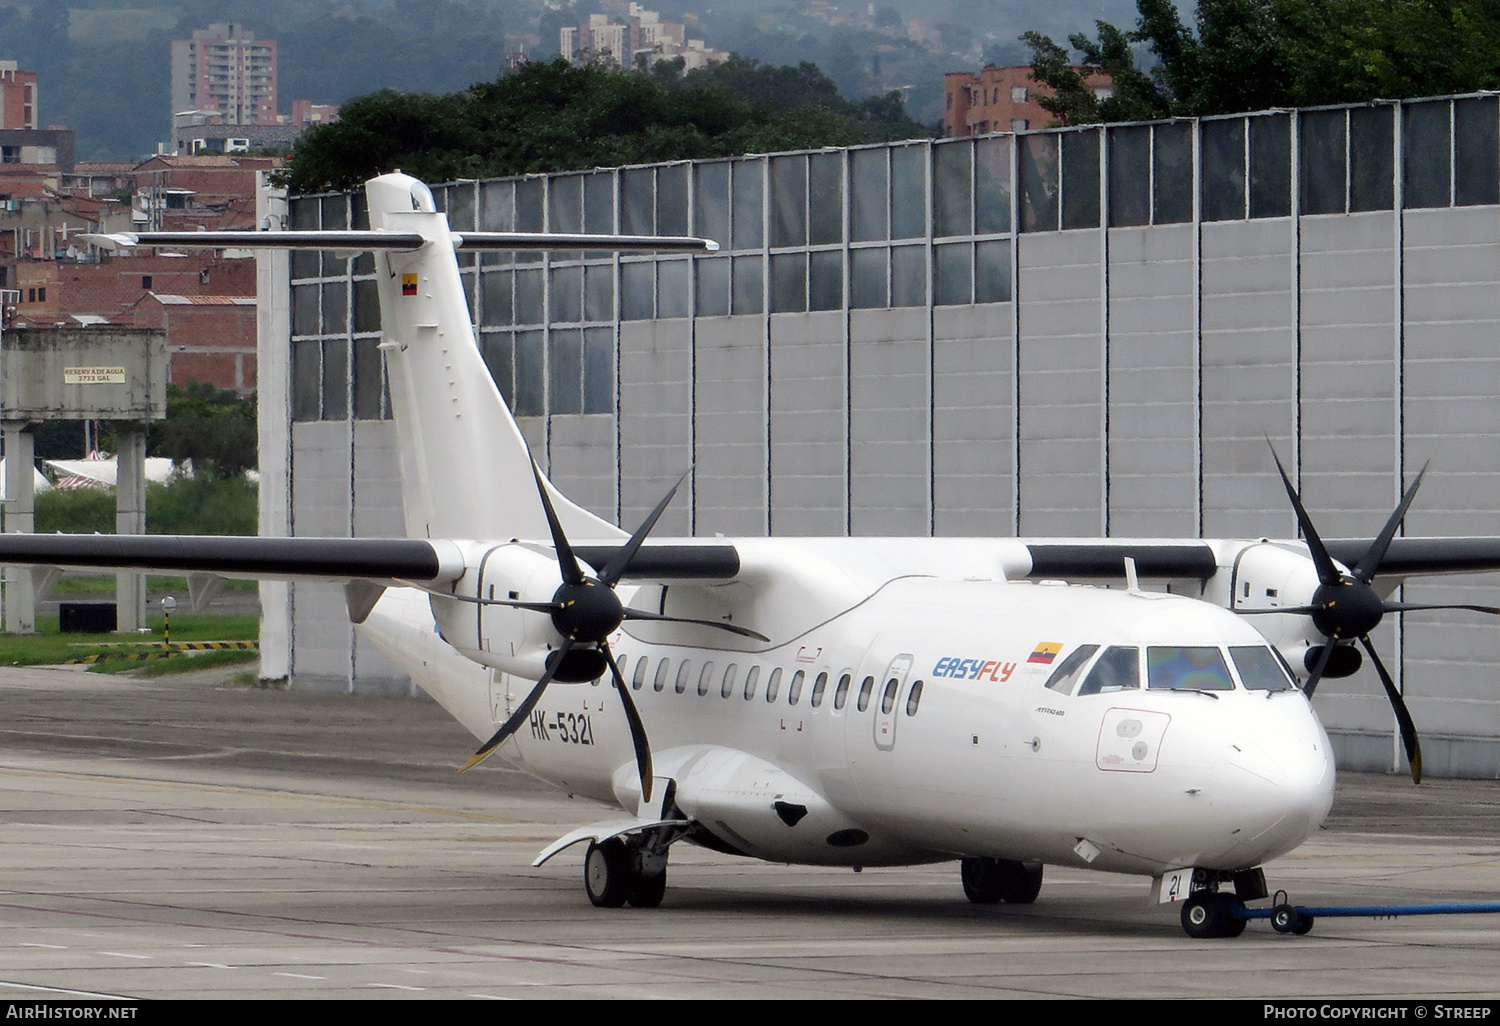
[1028,642,1063,665]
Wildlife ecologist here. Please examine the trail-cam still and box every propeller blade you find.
[530,459,587,587]
[1233,605,1322,616]
[1302,639,1337,699]
[1354,461,1429,583]
[472,597,563,614]
[621,606,770,641]
[598,470,692,588]
[1359,635,1423,785]
[459,638,575,772]
[1383,601,1500,616]
[1269,446,1342,587]
[602,645,653,804]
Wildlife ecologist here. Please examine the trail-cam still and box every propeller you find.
[1242,449,1500,784]
[459,463,768,801]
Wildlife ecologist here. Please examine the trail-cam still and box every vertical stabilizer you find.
[363,174,620,544]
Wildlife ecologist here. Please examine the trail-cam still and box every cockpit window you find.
[1043,644,1099,694]
[1147,646,1235,690]
[1230,645,1298,691]
[1078,646,1139,695]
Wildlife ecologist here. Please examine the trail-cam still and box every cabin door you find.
[873,653,913,751]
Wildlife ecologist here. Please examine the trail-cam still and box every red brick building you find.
[943,65,1115,137]
[11,252,253,320]
[8,253,258,392]
[0,61,37,130]
[132,154,280,232]
[135,293,258,392]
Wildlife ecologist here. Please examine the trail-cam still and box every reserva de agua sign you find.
[63,366,128,384]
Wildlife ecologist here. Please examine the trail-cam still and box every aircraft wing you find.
[1020,538,1500,581]
[0,534,465,586]
[0,534,744,589]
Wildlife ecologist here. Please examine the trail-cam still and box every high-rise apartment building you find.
[170,23,278,130]
[0,61,37,130]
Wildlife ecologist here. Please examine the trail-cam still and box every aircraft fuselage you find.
[366,569,1335,879]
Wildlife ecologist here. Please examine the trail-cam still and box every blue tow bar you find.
[1238,894,1500,935]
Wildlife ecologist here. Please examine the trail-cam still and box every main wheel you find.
[1180,892,1247,939]
[962,858,1044,904]
[961,857,1004,903]
[584,838,632,908]
[998,860,1043,904]
[628,867,667,908]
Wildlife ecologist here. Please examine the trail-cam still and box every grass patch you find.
[96,648,261,677]
[50,575,258,595]
[0,613,258,667]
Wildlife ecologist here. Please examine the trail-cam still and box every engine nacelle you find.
[1226,541,1336,674]
[428,541,581,681]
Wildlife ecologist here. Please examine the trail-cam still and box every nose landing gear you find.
[1180,891,1248,938]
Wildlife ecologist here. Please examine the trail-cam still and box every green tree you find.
[1023,0,1500,125]
[280,57,932,193]
[147,383,258,480]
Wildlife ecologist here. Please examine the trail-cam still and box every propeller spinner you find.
[458,463,768,801]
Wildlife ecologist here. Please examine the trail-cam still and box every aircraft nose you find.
[1210,726,1335,861]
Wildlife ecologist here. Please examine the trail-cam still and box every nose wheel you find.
[1180,891,1247,938]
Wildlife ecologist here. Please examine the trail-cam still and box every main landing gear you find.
[960,857,1044,904]
[584,837,668,909]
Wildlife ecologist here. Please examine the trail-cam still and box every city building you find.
[132,154,281,232]
[275,94,1500,778]
[170,23,279,135]
[943,65,1114,136]
[134,293,258,392]
[561,3,726,70]
[0,60,38,130]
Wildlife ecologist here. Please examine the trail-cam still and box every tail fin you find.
[363,173,579,542]
[86,172,717,546]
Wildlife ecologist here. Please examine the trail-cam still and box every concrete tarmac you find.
[1,663,1499,1000]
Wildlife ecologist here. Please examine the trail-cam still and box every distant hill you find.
[7,0,1138,162]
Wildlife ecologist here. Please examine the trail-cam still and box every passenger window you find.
[653,659,671,692]
[857,675,875,711]
[905,680,923,715]
[788,670,804,705]
[632,657,649,691]
[811,672,828,707]
[721,663,738,698]
[1078,646,1139,695]
[1230,646,1297,691]
[1148,646,1235,690]
[1044,644,1100,694]
[880,677,899,714]
[765,667,782,702]
[698,661,716,696]
[743,665,760,700]
[834,672,852,710]
[675,660,693,694]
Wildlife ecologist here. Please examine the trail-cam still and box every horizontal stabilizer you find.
[81,229,718,255]
[80,230,426,252]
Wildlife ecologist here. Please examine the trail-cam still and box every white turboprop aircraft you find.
[17,171,1498,939]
